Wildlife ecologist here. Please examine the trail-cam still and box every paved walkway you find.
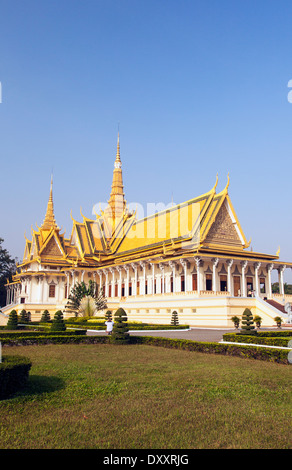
[86,327,289,342]
[87,328,235,342]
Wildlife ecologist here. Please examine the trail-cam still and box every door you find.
[234,276,241,297]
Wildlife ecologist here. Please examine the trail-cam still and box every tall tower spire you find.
[106,133,126,220]
[41,175,59,231]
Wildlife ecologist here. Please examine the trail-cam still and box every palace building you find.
[2,135,292,327]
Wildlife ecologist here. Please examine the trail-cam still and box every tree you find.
[111,308,130,344]
[105,310,112,321]
[19,309,30,324]
[65,280,107,317]
[274,316,282,328]
[231,316,240,329]
[240,308,257,335]
[0,238,17,308]
[171,310,179,326]
[40,309,51,322]
[6,309,18,330]
[50,310,66,332]
[254,315,262,328]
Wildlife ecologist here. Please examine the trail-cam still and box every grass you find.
[0,343,291,449]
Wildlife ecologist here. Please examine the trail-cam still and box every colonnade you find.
[5,258,290,307]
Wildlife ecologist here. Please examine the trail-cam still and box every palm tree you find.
[65,280,107,317]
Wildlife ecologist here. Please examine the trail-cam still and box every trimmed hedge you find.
[256,331,292,338]
[130,336,290,364]
[0,355,32,399]
[0,335,108,347]
[0,330,86,341]
[223,333,291,348]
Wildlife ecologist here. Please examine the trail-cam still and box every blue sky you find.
[0,0,292,281]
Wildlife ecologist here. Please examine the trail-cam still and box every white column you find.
[159,264,165,294]
[38,276,44,303]
[124,266,129,297]
[110,268,115,298]
[195,257,201,294]
[116,267,122,297]
[169,261,177,293]
[212,258,219,293]
[139,262,146,295]
[227,259,233,295]
[241,261,248,297]
[98,271,103,294]
[179,259,187,292]
[267,264,274,298]
[81,270,85,283]
[71,270,75,288]
[65,272,70,298]
[278,265,286,296]
[254,262,261,297]
[131,264,138,296]
[105,270,109,298]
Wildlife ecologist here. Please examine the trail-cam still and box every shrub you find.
[274,316,282,328]
[40,310,51,322]
[0,355,32,399]
[6,310,18,330]
[222,333,290,348]
[50,310,66,332]
[131,336,289,364]
[254,315,262,328]
[231,316,240,328]
[171,311,179,326]
[111,308,130,344]
[240,308,257,335]
[105,310,112,321]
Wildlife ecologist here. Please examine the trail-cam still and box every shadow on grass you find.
[19,375,65,397]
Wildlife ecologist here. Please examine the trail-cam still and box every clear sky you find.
[0,0,292,282]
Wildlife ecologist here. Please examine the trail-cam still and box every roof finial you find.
[41,175,59,231]
[116,129,121,163]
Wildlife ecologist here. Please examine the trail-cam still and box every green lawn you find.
[0,343,291,449]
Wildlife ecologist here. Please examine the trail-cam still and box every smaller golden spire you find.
[115,132,121,164]
[41,175,59,231]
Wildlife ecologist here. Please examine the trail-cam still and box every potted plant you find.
[231,316,240,329]
[254,315,262,329]
[274,316,282,328]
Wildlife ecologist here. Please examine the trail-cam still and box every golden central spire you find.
[106,133,126,220]
[41,176,59,231]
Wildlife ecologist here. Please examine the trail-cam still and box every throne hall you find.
[2,136,292,327]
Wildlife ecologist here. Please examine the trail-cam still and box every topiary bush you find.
[171,310,179,326]
[0,355,32,399]
[50,310,66,332]
[6,310,18,330]
[40,310,51,323]
[240,308,257,335]
[111,308,130,344]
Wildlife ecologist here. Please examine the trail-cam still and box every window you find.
[192,273,197,291]
[49,284,55,298]
[206,274,212,291]
[220,275,227,292]
[181,275,185,292]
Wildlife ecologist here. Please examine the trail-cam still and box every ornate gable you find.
[40,235,63,257]
[204,201,242,248]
